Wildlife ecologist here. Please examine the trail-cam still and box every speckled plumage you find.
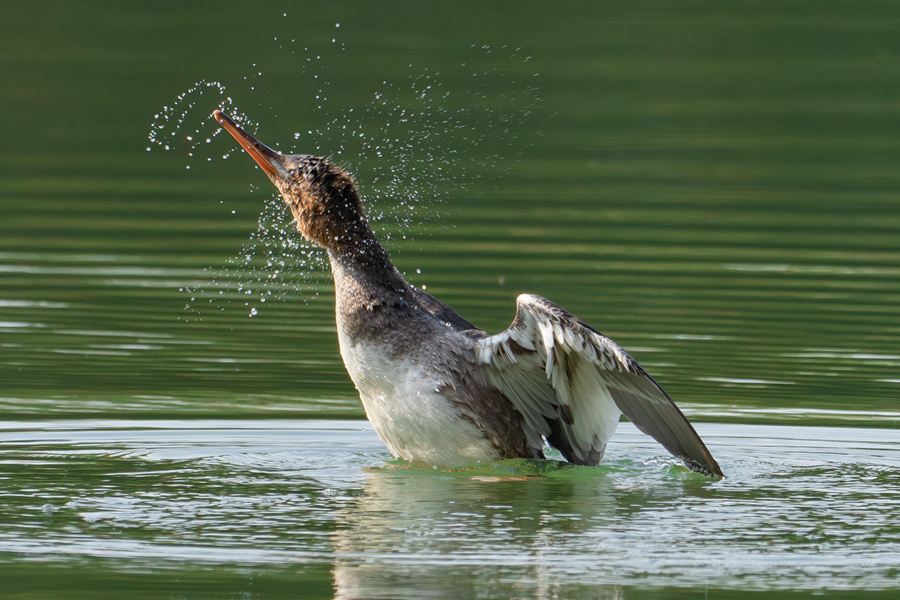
[214,110,723,476]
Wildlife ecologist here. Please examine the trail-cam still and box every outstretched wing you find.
[473,294,723,477]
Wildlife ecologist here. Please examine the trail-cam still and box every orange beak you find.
[212,110,284,179]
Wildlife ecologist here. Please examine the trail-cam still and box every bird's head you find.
[213,110,368,251]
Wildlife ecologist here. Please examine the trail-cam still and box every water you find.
[3,420,900,598]
[3,1,900,597]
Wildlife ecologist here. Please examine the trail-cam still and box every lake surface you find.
[2,1,900,598]
[2,420,900,599]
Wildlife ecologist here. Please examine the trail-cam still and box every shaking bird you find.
[213,110,723,477]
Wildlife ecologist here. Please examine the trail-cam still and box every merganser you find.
[213,110,723,477]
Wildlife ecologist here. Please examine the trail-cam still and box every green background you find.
[2,1,900,597]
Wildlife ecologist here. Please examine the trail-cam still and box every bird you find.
[212,109,723,477]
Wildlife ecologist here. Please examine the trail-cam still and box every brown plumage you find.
[213,110,723,476]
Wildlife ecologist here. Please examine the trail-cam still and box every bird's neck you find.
[327,227,419,338]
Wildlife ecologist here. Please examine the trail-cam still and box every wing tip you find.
[685,457,725,479]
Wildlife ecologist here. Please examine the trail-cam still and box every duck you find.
[212,109,723,477]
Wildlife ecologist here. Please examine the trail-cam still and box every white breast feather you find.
[338,328,500,468]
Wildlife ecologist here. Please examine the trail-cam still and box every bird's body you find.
[213,110,723,477]
[330,234,533,467]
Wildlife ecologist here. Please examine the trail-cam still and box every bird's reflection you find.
[330,461,648,599]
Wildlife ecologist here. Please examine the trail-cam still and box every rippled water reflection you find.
[2,420,899,598]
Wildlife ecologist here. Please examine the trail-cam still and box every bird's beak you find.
[212,110,287,181]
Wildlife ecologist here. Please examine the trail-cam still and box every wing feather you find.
[474,294,723,477]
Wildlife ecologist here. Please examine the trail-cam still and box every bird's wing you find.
[472,294,723,477]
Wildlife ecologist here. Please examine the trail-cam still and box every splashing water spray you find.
[147,28,543,323]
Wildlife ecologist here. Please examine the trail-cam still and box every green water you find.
[2,1,900,598]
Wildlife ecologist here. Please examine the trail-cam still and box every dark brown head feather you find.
[274,156,373,255]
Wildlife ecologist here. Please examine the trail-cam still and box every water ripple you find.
[0,420,898,593]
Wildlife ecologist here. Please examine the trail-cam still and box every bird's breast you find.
[336,322,501,467]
